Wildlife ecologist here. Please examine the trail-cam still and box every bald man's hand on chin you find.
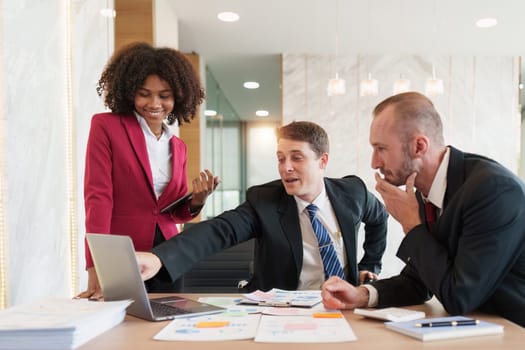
[321,276,370,310]
[374,172,422,234]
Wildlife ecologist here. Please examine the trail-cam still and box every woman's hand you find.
[75,267,103,300]
[190,169,219,209]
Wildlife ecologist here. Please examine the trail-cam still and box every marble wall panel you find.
[1,0,112,306]
[4,0,71,305]
[72,0,114,295]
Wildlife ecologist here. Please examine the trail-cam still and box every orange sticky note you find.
[313,313,344,319]
[195,321,230,328]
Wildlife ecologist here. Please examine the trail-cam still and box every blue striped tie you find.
[306,204,345,280]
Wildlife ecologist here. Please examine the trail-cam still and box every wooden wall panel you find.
[179,53,202,189]
[115,0,153,50]
[180,54,202,222]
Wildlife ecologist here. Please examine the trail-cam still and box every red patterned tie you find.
[424,201,437,230]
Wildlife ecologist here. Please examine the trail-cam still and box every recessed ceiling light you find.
[243,81,260,89]
[204,109,217,117]
[255,110,269,117]
[476,18,497,28]
[217,11,239,22]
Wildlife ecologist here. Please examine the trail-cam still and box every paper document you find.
[254,314,357,343]
[199,296,333,316]
[239,288,322,307]
[158,296,352,342]
[153,313,261,341]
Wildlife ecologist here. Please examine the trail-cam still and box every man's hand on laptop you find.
[135,252,162,280]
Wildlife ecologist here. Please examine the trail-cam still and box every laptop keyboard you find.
[150,301,190,317]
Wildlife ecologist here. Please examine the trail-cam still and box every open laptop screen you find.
[86,233,225,321]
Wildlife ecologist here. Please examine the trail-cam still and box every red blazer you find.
[84,112,193,268]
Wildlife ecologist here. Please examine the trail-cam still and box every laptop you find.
[86,233,225,321]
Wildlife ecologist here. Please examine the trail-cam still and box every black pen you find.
[415,319,480,327]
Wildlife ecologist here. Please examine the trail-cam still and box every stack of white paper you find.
[0,297,131,349]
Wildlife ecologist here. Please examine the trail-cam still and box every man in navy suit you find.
[137,121,388,291]
[322,92,525,327]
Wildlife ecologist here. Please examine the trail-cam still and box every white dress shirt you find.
[294,186,347,290]
[135,113,173,198]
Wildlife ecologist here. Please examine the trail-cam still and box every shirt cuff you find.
[362,284,379,307]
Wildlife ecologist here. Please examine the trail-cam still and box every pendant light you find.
[327,0,346,96]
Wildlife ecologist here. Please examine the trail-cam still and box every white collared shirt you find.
[424,147,450,213]
[135,113,173,198]
[294,186,347,290]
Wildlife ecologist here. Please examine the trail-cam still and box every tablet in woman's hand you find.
[160,193,193,213]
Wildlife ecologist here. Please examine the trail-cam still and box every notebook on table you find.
[86,233,225,321]
[385,316,504,341]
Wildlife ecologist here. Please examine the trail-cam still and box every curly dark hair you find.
[96,42,205,125]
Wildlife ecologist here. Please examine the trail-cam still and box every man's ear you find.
[319,152,329,169]
[413,135,429,157]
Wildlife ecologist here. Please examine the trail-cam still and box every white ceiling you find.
[169,0,525,122]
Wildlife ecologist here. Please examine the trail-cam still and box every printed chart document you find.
[254,314,357,343]
[153,313,261,341]
[239,288,322,307]
[199,296,339,316]
[385,316,504,341]
[198,297,266,314]
[154,297,352,342]
[0,297,131,350]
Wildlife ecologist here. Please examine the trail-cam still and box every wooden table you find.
[79,295,524,349]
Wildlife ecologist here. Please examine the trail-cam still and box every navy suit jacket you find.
[373,146,525,327]
[152,175,388,291]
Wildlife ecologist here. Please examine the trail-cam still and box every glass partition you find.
[204,67,243,217]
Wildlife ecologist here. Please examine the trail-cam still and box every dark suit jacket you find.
[373,146,525,327]
[152,175,388,291]
[84,113,194,268]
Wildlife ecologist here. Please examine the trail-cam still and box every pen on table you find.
[414,319,480,327]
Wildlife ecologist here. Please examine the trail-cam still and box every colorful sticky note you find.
[195,321,230,328]
[312,313,344,319]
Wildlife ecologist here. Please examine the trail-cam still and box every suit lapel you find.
[277,193,303,277]
[415,191,426,222]
[121,115,155,194]
[444,146,465,208]
[325,179,358,285]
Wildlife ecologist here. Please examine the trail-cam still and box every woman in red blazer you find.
[78,42,218,299]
